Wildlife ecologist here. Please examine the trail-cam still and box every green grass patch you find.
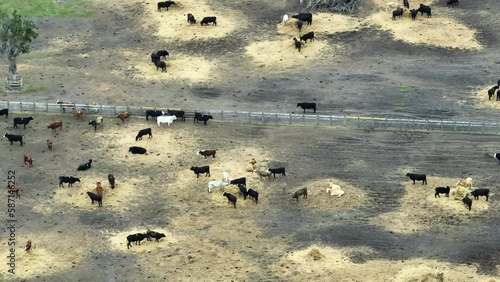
[20,48,61,59]
[0,0,95,18]
[399,84,412,93]
[21,83,47,93]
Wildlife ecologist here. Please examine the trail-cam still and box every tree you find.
[304,0,361,13]
[0,10,38,78]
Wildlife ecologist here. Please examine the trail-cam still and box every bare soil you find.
[2,0,500,280]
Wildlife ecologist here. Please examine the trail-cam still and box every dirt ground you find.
[1,114,500,281]
[2,0,500,280]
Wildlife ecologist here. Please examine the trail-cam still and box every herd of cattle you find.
[387,0,460,21]
[405,172,490,211]
[487,79,500,101]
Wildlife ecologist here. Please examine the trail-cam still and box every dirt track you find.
[2,0,500,280]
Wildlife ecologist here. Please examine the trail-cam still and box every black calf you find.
[223,192,237,208]
[434,186,450,198]
[59,176,81,187]
[3,133,23,146]
[108,174,115,189]
[129,146,147,154]
[230,177,246,187]
[488,86,499,101]
[247,188,259,204]
[13,117,33,129]
[190,166,210,178]
[268,167,286,178]
[136,128,153,141]
[392,8,403,20]
[146,110,164,120]
[201,17,217,26]
[410,9,418,21]
[237,183,248,199]
[0,108,8,119]
[462,195,472,211]
[292,188,307,201]
[418,4,431,17]
[87,191,103,207]
[127,233,149,249]
[406,173,427,185]
[167,109,186,121]
[300,32,314,43]
[297,102,316,113]
[471,189,489,201]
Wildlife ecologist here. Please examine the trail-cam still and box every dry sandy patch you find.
[139,0,244,41]
[474,85,500,110]
[366,9,482,50]
[245,39,337,70]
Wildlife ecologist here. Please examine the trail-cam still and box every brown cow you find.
[47,120,63,132]
[117,112,130,124]
[8,184,20,199]
[197,150,217,159]
[25,240,32,251]
[75,110,85,120]
[47,139,53,150]
[23,154,33,167]
[95,182,104,197]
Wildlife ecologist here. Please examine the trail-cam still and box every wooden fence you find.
[1,100,500,135]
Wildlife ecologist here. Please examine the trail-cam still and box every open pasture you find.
[0,112,500,280]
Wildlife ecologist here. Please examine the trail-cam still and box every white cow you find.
[327,179,345,197]
[208,181,229,193]
[222,171,233,182]
[282,14,289,24]
[157,115,177,127]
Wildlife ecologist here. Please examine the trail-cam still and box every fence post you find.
[100,105,103,114]
[289,114,292,125]
[33,102,36,113]
[317,115,319,126]
[261,112,264,124]
[7,101,9,111]
[371,117,374,127]
[357,117,360,128]
[113,106,116,115]
[46,102,49,112]
[221,111,224,122]
[20,102,23,112]
[302,114,305,125]
[330,116,332,126]
[427,120,429,130]
[482,122,485,133]
[276,113,278,124]
[248,112,251,123]
[468,122,471,132]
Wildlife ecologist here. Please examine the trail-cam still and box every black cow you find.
[297,102,316,113]
[237,183,248,199]
[293,37,303,52]
[187,13,196,24]
[108,174,115,189]
[493,153,500,164]
[403,0,409,9]
[3,133,23,146]
[488,85,498,101]
[154,60,167,72]
[136,128,152,141]
[392,8,403,20]
[462,195,472,211]
[267,167,286,178]
[0,108,8,119]
[471,189,489,201]
[127,233,149,249]
[87,191,103,207]
[230,177,246,187]
[292,188,307,201]
[194,112,203,123]
[13,117,33,129]
[150,232,166,242]
[151,53,161,62]
[434,186,450,198]
[129,146,147,154]
[300,32,314,43]
[418,4,431,17]
[223,192,237,208]
[59,176,81,187]
[497,89,500,102]
[157,1,176,11]
[198,115,213,125]
[190,166,210,178]
[296,19,303,32]
[156,50,170,59]
[146,110,164,121]
[77,159,93,171]
[406,173,427,185]
[291,13,312,25]
[410,9,418,20]
[167,109,186,121]
[247,188,259,204]
[201,17,217,26]
[446,0,458,7]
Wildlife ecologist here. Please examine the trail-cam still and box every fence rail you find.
[1,100,499,135]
